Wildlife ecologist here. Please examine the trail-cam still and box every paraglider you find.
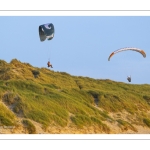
[108,47,146,61]
[108,47,146,82]
[127,76,131,82]
[47,61,53,68]
[39,23,55,68]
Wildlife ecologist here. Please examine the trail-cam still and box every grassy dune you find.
[0,59,150,133]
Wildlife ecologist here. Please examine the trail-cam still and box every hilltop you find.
[0,59,150,134]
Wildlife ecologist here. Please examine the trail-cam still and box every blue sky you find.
[0,16,150,84]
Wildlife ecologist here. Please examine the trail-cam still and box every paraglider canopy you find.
[39,23,55,41]
[108,47,146,61]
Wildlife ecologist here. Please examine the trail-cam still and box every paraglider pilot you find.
[47,61,53,68]
[127,76,131,82]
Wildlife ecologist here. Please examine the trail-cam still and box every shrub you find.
[32,70,40,78]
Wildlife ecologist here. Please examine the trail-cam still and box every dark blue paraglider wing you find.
[39,23,54,42]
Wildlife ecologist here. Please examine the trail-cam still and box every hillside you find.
[0,59,150,134]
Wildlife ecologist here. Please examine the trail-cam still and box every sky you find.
[0,16,150,84]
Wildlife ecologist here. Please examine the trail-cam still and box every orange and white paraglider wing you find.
[108,47,146,61]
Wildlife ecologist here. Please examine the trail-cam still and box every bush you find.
[32,70,40,78]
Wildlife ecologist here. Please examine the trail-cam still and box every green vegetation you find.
[22,119,36,134]
[0,103,16,126]
[0,59,150,133]
[143,118,150,128]
[117,119,137,132]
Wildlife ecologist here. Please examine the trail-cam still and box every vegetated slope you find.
[0,59,150,134]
